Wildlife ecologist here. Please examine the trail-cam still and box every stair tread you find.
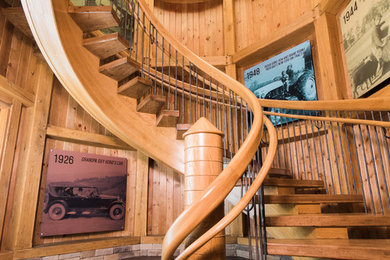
[137,94,165,114]
[157,110,180,127]
[83,33,129,59]
[176,123,193,140]
[268,168,291,177]
[266,214,390,227]
[118,76,152,99]
[68,5,120,32]
[267,239,390,259]
[100,57,139,82]
[264,194,364,204]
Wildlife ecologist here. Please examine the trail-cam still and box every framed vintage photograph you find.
[40,149,127,237]
[340,0,390,98]
[244,40,317,125]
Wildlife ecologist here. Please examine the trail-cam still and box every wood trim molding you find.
[46,125,135,150]
[14,236,140,259]
[0,75,34,107]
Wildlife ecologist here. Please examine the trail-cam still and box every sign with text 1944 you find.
[340,0,390,98]
[40,149,127,237]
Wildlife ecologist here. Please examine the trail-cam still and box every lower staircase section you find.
[238,168,390,259]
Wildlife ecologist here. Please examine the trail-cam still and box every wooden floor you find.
[126,257,249,260]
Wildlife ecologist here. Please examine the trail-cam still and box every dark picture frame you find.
[340,0,390,98]
[244,40,318,125]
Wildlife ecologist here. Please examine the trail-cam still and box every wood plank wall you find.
[234,0,313,52]
[154,0,224,57]
[33,79,139,245]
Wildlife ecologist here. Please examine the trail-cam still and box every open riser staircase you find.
[15,0,390,258]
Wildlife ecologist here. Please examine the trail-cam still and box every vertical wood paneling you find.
[147,159,184,235]
[234,0,313,52]
[154,1,223,57]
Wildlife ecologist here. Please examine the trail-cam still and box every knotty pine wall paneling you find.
[154,0,224,57]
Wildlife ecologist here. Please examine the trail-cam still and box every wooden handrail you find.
[176,116,277,259]
[134,1,267,258]
[259,97,390,111]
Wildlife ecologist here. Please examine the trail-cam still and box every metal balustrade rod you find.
[296,114,308,180]
[290,116,301,179]
[335,112,350,194]
[135,3,139,61]
[174,50,178,110]
[140,12,145,77]
[323,120,336,194]
[209,76,212,123]
[276,116,287,169]
[130,1,135,51]
[371,111,390,213]
[161,37,164,95]
[189,63,192,123]
[360,112,384,214]
[313,119,329,194]
[147,22,151,79]
[168,43,171,110]
[307,118,320,181]
[301,112,313,180]
[229,90,234,158]
[216,82,219,128]
[355,111,376,214]
[181,56,185,123]
[195,67,199,120]
[124,1,128,42]
[154,29,157,94]
[283,111,294,177]
[222,85,226,158]
[202,72,206,118]
[328,119,343,193]
[341,111,357,194]
[234,93,239,155]
[349,111,368,213]
[379,112,390,212]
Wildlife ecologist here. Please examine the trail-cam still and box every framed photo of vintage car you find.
[40,150,127,237]
[340,0,390,98]
[244,40,317,125]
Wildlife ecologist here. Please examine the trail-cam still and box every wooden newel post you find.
[183,117,225,259]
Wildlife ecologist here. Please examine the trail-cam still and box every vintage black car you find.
[43,185,125,221]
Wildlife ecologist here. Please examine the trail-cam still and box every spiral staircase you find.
[18,0,390,259]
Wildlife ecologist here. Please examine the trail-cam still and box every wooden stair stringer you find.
[23,0,184,174]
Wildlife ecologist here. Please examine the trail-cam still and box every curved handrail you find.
[177,116,277,259]
[132,0,269,258]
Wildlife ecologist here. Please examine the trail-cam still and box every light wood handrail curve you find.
[133,1,267,258]
[259,97,390,111]
[176,116,277,260]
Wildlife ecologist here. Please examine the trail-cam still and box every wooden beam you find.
[46,125,135,150]
[14,236,140,259]
[314,12,347,99]
[232,12,315,67]
[133,151,149,236]
[223,0,236,79]
[317,0,350,15]
[3,62,53,250]
[0,100,22,242]
[0,75,34,107]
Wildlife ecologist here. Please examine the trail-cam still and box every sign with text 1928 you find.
[40,149,127,237]
[340,0,390,98]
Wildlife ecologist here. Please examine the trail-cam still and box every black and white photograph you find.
[40,149,127,237]
[244,40,317,125]
[340,0,390,98]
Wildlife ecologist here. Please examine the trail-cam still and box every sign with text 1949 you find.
[340,0,390,98]
[40,149,127,237]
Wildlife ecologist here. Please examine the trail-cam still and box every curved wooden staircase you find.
[19,0,390,259]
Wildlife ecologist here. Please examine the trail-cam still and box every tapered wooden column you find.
[183,117,225,259]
